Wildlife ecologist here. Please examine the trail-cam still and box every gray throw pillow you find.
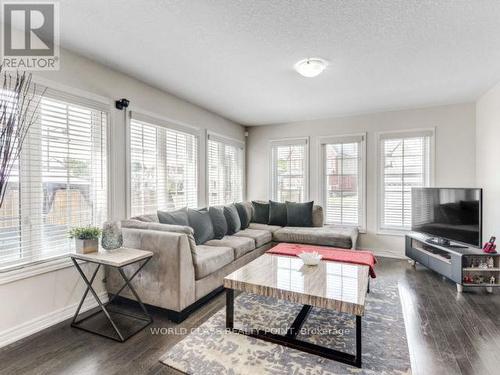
[268,201,287,226]
[252,201,269,224]
[158,207,189,226]
[224,204,241,235]
[187,208,215,245]
[209,206,227,239]
[286,201,314,227]
[235,202,250,229]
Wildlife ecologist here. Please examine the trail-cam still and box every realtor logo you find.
[1,1,60,70]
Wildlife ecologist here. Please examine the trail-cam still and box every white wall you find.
[476,82,500,241]
[247,103,476,257]
[0,47,244,347]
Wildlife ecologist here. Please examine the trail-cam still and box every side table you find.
[69,247,154,342]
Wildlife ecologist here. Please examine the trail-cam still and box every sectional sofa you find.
[105,202,358,322]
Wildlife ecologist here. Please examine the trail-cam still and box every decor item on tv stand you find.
[101,221,123,250]
[483,236,497,253]
[70,226,102,254]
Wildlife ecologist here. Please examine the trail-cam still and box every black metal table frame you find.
[225,288,362,368]
[70,256,153,342]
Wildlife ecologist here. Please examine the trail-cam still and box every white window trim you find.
[126,110,204,217]
[206,131,246,204]
[376,128,436,236]
[0,79,113,276]
[269,137,310,202]
[318,133,367,232]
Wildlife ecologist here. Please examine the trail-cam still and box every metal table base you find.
[70,256,153,342]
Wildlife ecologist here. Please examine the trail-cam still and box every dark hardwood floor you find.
[1,257,499,375]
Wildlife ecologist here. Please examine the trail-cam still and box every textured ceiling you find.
[56,0,500,125]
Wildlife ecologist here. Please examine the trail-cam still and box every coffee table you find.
[224,253,370,368]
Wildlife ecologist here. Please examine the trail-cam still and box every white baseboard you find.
[0,291,109,349]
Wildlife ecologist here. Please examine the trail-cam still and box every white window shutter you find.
[0,91,108,269]
[129,118,198,216]
[271,140,307,202]
[380,133,432,230]
[207,137,244,205]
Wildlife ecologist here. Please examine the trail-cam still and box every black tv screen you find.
[411,188,482,248]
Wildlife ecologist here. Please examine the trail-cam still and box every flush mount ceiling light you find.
[294,58,328,78]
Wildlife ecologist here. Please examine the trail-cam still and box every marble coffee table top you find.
[69,247,153,267]
[224,254,369,316]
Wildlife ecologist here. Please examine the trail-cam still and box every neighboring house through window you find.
[320,134,366,230]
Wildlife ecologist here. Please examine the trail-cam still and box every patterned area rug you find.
[160,279,411,374]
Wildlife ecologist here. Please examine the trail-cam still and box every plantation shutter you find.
[207,134,244,205]
[129,116,198,217]
[271,139,307,202]
[380,131,433,230]
[322,135,364,227]
[0,87,108,269]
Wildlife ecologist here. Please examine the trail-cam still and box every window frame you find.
[269,137,309,202]
[126,110,202,217]
[319,133,367,232]
[206,131,246,206]
[377,128,435,235]
[0,81,112,273]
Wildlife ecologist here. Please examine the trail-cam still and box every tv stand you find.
[425,237,468,248]
[406,232,500,293]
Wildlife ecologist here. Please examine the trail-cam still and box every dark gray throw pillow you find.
[268,201,287,226]
[235,202,250,229]
[157,207,189,226]
[224,204,241,235]
[209,206,227,239]
[286,201,314,227]
[187,208,215,245]
[252,201,269,224]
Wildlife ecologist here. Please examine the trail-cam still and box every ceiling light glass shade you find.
[294,58,328,77]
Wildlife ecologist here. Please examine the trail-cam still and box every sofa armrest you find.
[105,228,196,312]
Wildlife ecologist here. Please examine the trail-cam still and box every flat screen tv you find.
[411,187,482,248]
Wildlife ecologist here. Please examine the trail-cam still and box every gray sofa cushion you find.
[235,202,250,229]
[224,204,241,235]
[269,201,287,226]
[187,209,215,245]
[252,201,269,224]
[286,201,314,227]
[158,207,189,226]
[248,222,283,233]
[208,206,227,239]
[193,245,234,279]
[204,235,255,258]
[312,205,324,227]
[233,228,272,248]
[272,225,358,249]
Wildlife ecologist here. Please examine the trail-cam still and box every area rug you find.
[160,278,411,374]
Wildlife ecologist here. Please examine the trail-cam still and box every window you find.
[270,138,308,202]
[0,88,108,269]
[129,115,198,216]
[321,134,366,229]
[207,134,244,205]
[379,130,434,231]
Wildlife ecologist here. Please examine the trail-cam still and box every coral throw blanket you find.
[267,243,377,278]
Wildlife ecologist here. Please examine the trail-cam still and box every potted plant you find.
[69,226,102,254]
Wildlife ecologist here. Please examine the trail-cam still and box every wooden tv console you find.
[405,232,500,293]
